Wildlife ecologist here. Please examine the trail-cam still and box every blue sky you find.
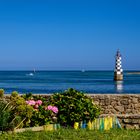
[0,0,140,70]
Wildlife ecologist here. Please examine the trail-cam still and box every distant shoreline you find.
[126,72,140,75]
[4,93,140,96]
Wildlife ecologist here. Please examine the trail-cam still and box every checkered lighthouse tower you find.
[114,50,123,81]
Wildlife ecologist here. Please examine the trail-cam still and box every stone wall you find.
[38,94,140,129]
[5,94,140,129]
[117,114,140,129]
[90,94,140,114]
[89,94,140,129]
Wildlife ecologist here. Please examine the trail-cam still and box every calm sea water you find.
[0,71,140,94]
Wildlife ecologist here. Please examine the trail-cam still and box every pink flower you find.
[36,100,42,105]
[47,105,53,110]
[45,105,58,114]
[26,100,36,106]
[52,106,58,114]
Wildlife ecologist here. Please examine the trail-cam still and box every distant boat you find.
[29,73,34,76]
[26,72,34,76]
[26,69,36,76]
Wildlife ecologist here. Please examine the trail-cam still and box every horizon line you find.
[0,69,139,71]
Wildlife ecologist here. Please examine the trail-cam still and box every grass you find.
[0,129,140,140]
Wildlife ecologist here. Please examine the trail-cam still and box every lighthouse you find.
[114,50,123,81]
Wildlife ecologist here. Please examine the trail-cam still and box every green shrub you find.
[22,93,33,100]
[47,88,100,127]
[11,91,19,97]
[10,95,34,129]
[0,101,13,131]
[0,89,4,98]
[0,95,34,131]
[30,105,53,127]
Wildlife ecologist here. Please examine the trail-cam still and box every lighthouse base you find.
[114,73,123,81]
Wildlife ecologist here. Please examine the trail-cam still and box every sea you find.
[0,71,140,94]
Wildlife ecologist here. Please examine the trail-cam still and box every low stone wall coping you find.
[100,114,140,118]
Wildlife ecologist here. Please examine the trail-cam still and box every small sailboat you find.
[29,73,34,76]
[27,69,36,76]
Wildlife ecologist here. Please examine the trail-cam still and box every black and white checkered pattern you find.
[114,50,123,75]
